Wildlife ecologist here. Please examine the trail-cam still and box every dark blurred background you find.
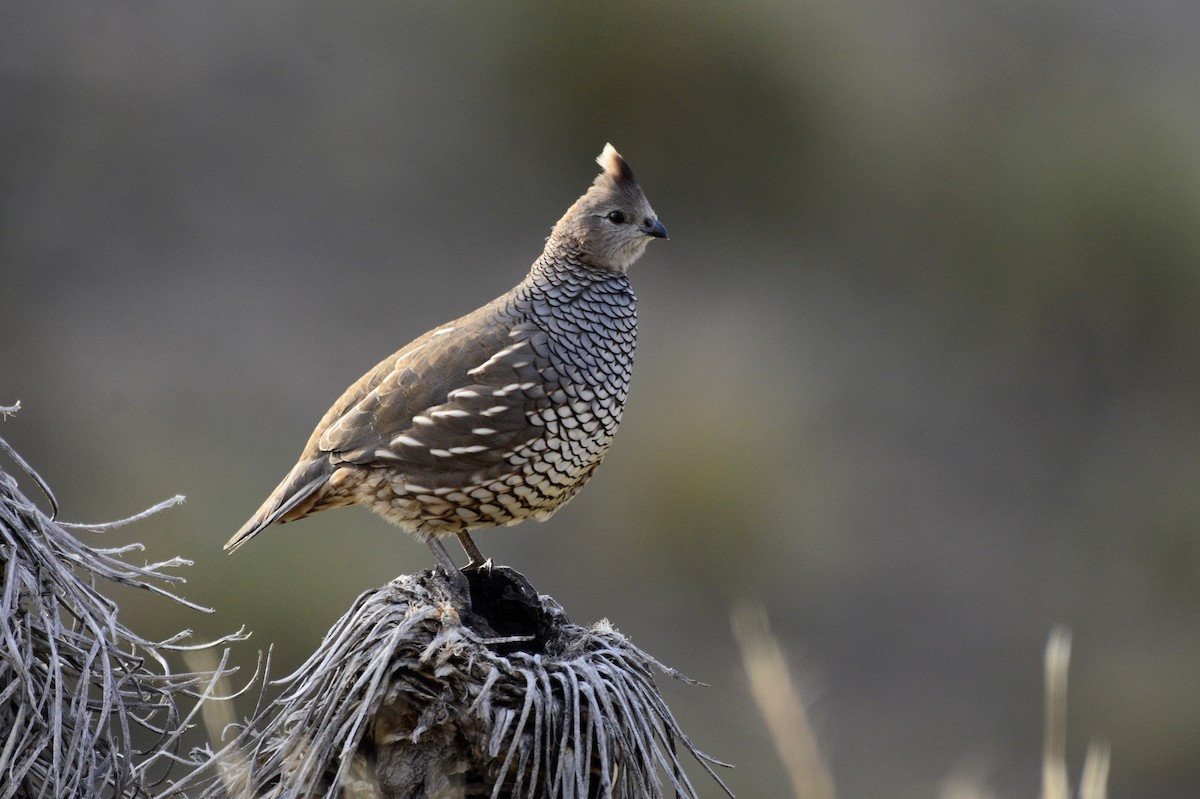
[3,2,1199,796]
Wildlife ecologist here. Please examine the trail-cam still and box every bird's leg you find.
[456,531,488,571]
[429,535,460,578]
[429,535,470,597]
[427,536,473,600]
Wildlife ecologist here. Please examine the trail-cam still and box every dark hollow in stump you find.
[204,565,732,799]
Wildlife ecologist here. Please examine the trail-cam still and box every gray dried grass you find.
[0,412,246,798]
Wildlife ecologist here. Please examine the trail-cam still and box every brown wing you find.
[314,301,553,488]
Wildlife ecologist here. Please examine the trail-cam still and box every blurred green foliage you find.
[3,2,1199,796]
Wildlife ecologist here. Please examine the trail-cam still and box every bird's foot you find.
[462,555,492,573]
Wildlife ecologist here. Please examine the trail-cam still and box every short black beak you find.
[640,219,669,239]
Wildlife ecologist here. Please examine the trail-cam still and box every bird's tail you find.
[224,458,331,553]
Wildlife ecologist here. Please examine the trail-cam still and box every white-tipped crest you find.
[547,144,663,273]
[597,143,624,175]
[596,143,635,184]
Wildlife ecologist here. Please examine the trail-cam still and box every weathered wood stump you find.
[205,565,731,799]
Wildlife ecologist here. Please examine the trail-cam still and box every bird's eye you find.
[606,210,627,224]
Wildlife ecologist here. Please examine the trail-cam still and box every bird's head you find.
[549,144,667,273]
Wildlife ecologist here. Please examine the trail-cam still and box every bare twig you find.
[732,604,835,799]
[1040,627,1071,799]
[1079,740,1110,799]
[1042,628,1110,799]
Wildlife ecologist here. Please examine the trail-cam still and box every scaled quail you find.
[225,144,666,575]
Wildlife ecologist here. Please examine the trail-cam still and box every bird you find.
[225,144,667,577]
